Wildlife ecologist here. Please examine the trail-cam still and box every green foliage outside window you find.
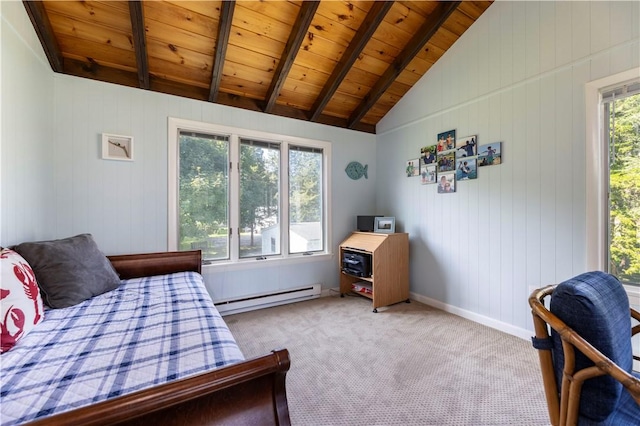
[240,142,279,253]
[289,149,322,223]
[608,93,640,284]
[179,134,229,259]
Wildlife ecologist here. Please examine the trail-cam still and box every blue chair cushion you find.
[550,271,633,422]
[578,371,640,426]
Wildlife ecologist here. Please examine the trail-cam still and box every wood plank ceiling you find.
[24,1,492,134]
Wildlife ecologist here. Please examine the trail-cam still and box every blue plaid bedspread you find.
[0,271,245,425]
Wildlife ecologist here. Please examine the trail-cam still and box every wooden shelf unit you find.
[339,232,409,312]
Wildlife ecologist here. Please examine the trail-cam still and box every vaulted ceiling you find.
[24,1,493,133]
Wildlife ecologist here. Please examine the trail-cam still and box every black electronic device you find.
[341,250,372,278]
[356,215,382,232]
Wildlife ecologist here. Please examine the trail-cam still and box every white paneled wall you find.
[377,1,640,337]
[1,1,55,246]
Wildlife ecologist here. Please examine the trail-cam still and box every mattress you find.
[0,271,244,425]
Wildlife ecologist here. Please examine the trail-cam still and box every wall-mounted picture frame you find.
[437,129,456,152]
[406,158,420,177]
[374,216,396,233]
[456,135,477,157]
[437,172,456,193]
[420,144,437,165]
[102,133,134,161]
[456,158,477,180]
[437,151,455,173]
[420,164,437,185]
[478,142,502,166]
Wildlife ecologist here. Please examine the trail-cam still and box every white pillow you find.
[1,248,44,353]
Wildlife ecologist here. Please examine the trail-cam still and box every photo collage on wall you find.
[408,129,503,194]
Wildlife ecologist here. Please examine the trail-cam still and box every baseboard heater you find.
[215,284,322,316]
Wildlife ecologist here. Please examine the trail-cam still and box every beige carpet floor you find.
[225,293,549,425]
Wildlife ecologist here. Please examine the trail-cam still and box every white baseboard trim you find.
[409,292,533,341]
[324,287,533,341]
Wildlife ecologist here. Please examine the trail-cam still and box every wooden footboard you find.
[27,349,291,426]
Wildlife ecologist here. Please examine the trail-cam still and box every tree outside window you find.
[607,91,640,285]
[179,132,230,260]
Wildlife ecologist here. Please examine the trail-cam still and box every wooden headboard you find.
[107,250,201,280]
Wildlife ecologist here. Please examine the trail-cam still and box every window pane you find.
[289,146,323,254]
[179,132,229,261]
[240,139,280,258]
[607,91,640,285]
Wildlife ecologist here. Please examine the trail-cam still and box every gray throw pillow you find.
[12,234,121,308]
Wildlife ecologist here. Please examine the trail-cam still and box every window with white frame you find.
[602,80,640,285]
[168,117,331,264]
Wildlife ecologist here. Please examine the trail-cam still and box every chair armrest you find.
[632,308,640,368]
[631,308,640,336]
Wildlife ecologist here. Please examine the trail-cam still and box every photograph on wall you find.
[437,129,456,152]
[437,172,456,193]
[421,145,437,165]
[420,164,437,185]
[406,158,420,177]
[456,158,477,180]
[437,151,455,173]
[102,133,134,161]
[478,142,502,166]
[456,135,477,158]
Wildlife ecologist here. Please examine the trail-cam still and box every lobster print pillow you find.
[1,248,44,353]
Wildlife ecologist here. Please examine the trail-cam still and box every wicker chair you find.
[529,271,640,425]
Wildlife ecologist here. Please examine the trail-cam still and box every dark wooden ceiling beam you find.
[209,1,235,103]
[348,1,461,129]
[215,92,375,134]
[129,1,149,90]
[64,58,140,88]
[22,1,64,72]
[309,1,393,122]
[263,1,320,113]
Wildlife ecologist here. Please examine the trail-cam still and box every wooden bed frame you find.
[28,250,291,426]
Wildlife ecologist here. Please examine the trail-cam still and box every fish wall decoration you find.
[345,161,368,180]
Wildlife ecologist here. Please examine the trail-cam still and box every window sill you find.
[201,251,334,272]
